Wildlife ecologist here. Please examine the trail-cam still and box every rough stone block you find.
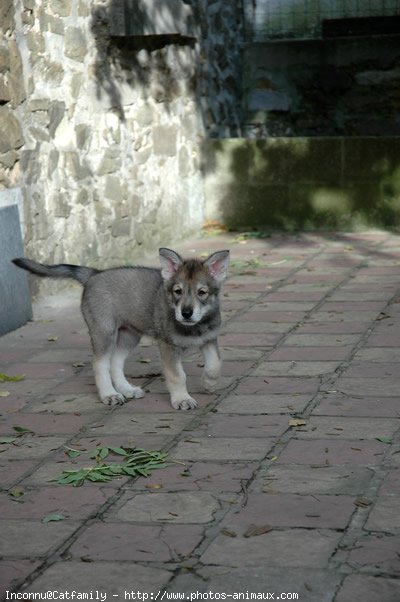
[64,27,86,62]
[153,125,177,156]
[0,107,23,153]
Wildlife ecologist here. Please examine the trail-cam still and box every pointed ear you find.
[159,248,183,281]
[204,250,230,284]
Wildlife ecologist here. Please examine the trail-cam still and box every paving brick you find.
[25,561,171,596]
[253,361,339,376]
[365,495,400,531]
[336,575,400,602]
[0,413,89,435]
[85,412,194,436]
[313,395,400,417]
[201,528,340,568]
[255,464,373,495]
[0,486,113,519]
[111,491,220,523]
[380,469,400,495]
[172,437,272,461]
[354,347,400,362]
[296,321,368,334]
[267,347,352,360]
[242,310,307,322]
[307,311,378,323]
[217,393,311,414]
[335,376,400,397]
[235,376,320,395]
[226,321,289,333]
[69,522,203,562]
[292,416,399,440]
[192,414,289,438]
[26,393,108,414]
[219,346,265,361]
[222,492,355,529]
[0,436,66,460]
[277,439,386,466]
[0,461,37,492]
[0,519,80,557]
[342,362,400,378]
[347,533,400,574]
[219,333,281,347]
[129,461,257,493]
[283,333,360,347]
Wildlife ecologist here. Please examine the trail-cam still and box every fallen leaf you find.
[0,391,10,397]
[289,419,307,427]
[47,336,58,342]
[42,513,65,523]
[354,497,371,508]
[243,524,273,538]
[375,436,392,444]
[13,425,35,435]
[145,484,163,489]
[9,487,24,498]
[0,373,25,383]
[221,529,237,537]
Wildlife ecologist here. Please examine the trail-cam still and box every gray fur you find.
[13,249,230,409]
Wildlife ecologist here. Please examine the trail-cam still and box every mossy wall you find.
[203,137,400,231]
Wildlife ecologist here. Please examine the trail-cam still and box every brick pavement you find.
[1,231,400,601]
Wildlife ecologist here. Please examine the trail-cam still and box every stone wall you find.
[243,35,400,137]
[0,0,243,297]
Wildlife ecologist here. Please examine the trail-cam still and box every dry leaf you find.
[354,497,371,508]
[0,391,10,397]
[145,484,163,489]
[289,419,307,427]
[47,336,58,342]
[243,524,273,538]
[221,529,237,538]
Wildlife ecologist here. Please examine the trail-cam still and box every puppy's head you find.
[159,248,229,326]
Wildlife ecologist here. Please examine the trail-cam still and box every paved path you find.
[1,231,400,601]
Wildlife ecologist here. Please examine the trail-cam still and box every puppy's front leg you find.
[201,339,222,393]
[158,341,198,410]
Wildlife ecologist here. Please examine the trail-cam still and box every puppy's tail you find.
[12,258,99,285]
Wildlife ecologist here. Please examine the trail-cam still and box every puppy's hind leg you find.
[91,331,125,406]
[111,328,145,400]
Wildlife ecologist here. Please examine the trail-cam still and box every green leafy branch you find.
[52,446,169,487]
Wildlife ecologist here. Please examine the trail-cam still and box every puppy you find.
[13,248,229,409]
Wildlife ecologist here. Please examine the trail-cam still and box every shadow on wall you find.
[90,0,198,122]
[203,137,400,231]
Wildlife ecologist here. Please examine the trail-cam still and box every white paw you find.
[202,374,219,393]
[171,397,198,411]
[102,393,126,406]
[117,385,145,400]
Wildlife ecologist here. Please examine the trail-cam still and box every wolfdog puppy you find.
[13,248,229,409]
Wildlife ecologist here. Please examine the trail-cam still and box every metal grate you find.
[244,0,400,41]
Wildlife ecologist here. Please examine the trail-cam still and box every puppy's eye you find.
[198,288,208,297]
[173,287,182,296]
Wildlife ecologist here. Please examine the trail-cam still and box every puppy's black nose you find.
[182,307,193,319]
